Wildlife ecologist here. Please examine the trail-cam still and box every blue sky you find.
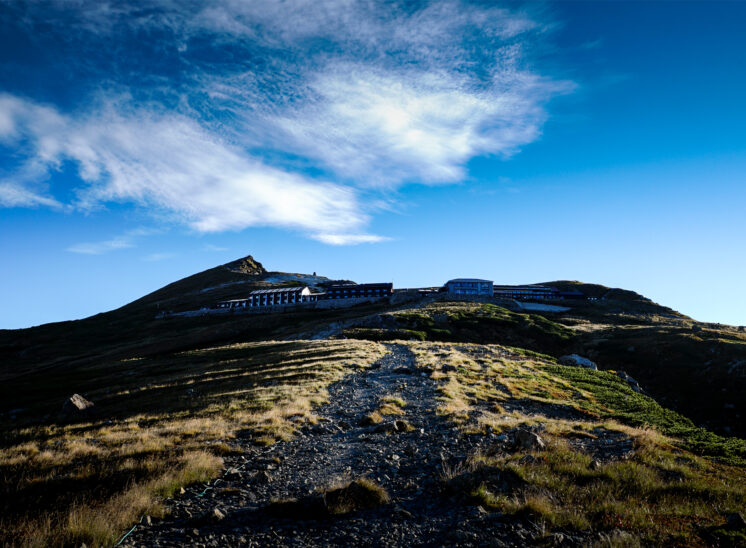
[1,1,745,329]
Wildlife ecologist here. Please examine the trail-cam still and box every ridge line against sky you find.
[1,0,746,329]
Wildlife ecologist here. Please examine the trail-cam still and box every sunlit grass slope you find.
[0,339,384,547]
[408,341,746,546]
[341,300,746,438]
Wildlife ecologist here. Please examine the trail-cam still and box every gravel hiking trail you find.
[122,344,582,547]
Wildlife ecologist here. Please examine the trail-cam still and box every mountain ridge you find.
[1,255,745,547]
[1,255,743,437]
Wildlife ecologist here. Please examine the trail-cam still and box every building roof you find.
[493,285,556,291]
[217,286,313,304]
[249,287,308,295]
[447,278,493,283]
[328,282,393,287]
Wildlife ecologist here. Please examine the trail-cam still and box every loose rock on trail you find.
[122,345,584,547]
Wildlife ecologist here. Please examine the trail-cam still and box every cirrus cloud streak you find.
[0,94,371,241]
[0,0,572,244]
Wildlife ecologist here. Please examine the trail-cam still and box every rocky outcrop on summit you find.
[224,255,266,276]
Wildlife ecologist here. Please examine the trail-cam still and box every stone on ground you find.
[61,393,95,418]
[616,370,643,392]
[558,354,598,370]
[514,428,546,451]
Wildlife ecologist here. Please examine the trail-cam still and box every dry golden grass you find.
[323,477,390,515]
[439,410,746,545]
[64,450,220,547]
[406,341,596,426]
[377,394,407,416]
[266,477,390,519]
[0,339,385,547]
[360,410,384,425]
[360,393,408,426]
[411,341,746,545]
[460,433,746,545]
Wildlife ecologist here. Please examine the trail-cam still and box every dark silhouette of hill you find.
[1,256,745,547]
[1,259,743,438]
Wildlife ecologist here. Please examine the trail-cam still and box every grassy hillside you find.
[546,280,686,318]
[411,342,745,546]
[0,339,385,546]
[339,298,746,438]
[2,266,744,437]
[2,270,744,436]
[1,337,744,547]
[1,261,745,546]
[0,255,346,382]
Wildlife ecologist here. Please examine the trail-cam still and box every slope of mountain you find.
[1,256,744,547]
[0,255,336,381]
[336,289,745,439]
[545,280,686,317]
[122,254,329,313]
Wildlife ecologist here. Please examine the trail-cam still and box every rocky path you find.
[122,345,563,547]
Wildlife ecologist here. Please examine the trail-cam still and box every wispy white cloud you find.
[67,227,159,255]
[193,0,539,54]
[196,2,570,188]
[67,236,135,255]
[1,95,369,236]
[275,66,568,186]
[0,1,572,244]
[0,182,61,208]
[312,233,391,246]
[202,244,228,252]
[142,252,176,262]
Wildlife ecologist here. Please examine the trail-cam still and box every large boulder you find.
[558,354,598,370]
[61,394,95,419]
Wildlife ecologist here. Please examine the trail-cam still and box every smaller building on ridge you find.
[325,283,393,299]
[492,285,559,300]
[446,279,494,296]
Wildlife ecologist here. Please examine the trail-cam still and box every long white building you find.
[216,287,319,309]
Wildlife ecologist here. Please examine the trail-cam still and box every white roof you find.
[249,287,309,295]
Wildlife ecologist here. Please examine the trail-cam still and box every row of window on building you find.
[215,278,585,310]
[325,283,393,299]
[215,283,393,310]
[445,279,585,300]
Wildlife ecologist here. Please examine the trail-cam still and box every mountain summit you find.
[1,258,745,547]
[224,254,266,275]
